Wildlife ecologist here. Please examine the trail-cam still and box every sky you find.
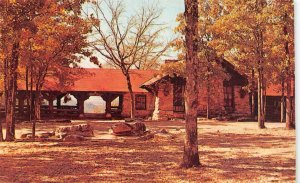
[79,0,185,68]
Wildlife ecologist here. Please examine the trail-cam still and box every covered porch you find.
[15,90,124,120]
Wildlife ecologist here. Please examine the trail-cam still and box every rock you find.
[80,130,94,137]
[81,124,92,131]
[56,126,69,133]
[63,135,85,142]
[56,132,68,139]
[124,118,134,122]
[132,122,146,135]
[139,132,155,140]
[70,125,80,132]
[20,133,32,139]
[159,129,168,134]
[111,122,147,136]
[153,133,175,141]
[55,124,94,139]
[112,123,133,136]
[37,132,54,139]
[139,130,176,141]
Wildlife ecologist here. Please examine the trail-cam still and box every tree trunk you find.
[251,69,255,117]
[34,87,41,121]
[32,86,42,140]
[283,12,294,130]
[0,58,7,142]
[256,0,266,129]
[12,73,17,135]
[263,78,267,121]
[5,36,20,141]
[26,66,30,120]
[0,92,3,142]
[286,77,293,129]
[125,72,135,119]
[181,0,200,168]
[280,76,285,123]
[29,64,34,137]
[206,78,210,119]
[0,115,3,142]
[257,68,265,129]
[292,81,295,128]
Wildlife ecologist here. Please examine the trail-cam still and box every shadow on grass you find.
[201,132,295,149]
[0,131,295,182]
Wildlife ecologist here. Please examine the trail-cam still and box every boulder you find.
[63,135,85,142]
[111,123,133,136]
[81,124,93,131]
[37,132,54,139]
[139,130,176,141]
[132,122,146,135]
[20,133,32,139]
[55,124,94,139]
[80,130,94,137]
[111,122,147,136]
[56,132,68,139]
[56,126,69,133]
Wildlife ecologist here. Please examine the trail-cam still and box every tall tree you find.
[181,0,201,168]
[171,0,228,119]
[0,0,90,140]
[0,0,45,141]
[209,0,271,128]
[86,0,169,119]
[269,0,294,129]
[20,0,90,120]
[18,0,90,139]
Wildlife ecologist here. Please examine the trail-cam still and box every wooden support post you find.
[56,96,62,109]
[49,98,54,111]
[105,99,112,118]
[74,93,89,118]
[18,97,25,115]
[78,98,85,116]
[119,95,123,111]
[44,92,56,117]
[102,93,118,119]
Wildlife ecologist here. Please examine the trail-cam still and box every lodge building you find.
[0,59,294,121]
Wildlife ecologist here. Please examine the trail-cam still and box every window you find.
[173,80,185,112]
[135,95,146,110]
[224,86,234,113]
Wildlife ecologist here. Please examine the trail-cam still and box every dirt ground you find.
[0,120,295,183]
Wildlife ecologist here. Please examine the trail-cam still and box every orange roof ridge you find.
[18,68,158,93]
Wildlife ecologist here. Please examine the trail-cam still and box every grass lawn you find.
[0,120,295,182]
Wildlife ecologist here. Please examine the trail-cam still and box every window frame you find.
[223,85,235,113]
[173,79,185,113]
[135,94,147,110]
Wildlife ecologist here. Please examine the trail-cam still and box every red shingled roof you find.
[18,69,157,93]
